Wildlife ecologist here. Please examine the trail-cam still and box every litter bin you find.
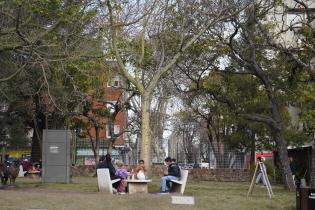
[309,189,315,210]
[297,188,301,210]
[297,187,309,210]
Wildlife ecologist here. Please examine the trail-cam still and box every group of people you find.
[96,154,147,194]
[96,154,181,194]
[22,159,42,175]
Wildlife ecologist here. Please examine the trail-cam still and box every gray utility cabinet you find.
[42,130,71,183]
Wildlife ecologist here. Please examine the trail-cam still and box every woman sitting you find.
[135,159,146,180]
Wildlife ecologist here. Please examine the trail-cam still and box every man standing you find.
[160,157,181,194]
[289,156,296,182]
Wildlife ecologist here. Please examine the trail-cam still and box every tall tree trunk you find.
[207,122,225,168]
[31,99,45,162]
[107,116,115,156]
[258,70,295,191]
[140,94,151,170]
[31,129,42,162]
[244,4,295,190]
[151,95,168,163]
[273,126,295,190]
[250,135,256,176]
[108,140,113,156]
[95,127,100,166]
[89,127,100,166]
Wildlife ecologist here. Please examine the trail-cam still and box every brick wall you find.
[72,165,96,177]
[71,165,250,182]
[149,165,250,182]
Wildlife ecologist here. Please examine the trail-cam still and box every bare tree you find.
[103,0,250,169]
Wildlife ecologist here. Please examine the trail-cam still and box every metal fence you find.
[72,137,130,165]
[173,148,248,169]
[72,136,248,169]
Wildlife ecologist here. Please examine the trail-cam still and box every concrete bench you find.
[126,179,152,194]
[170,170,189,195]
[97,168,120,194]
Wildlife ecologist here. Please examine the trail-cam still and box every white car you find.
[200,162,210,169]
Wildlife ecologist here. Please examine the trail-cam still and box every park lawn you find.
[0,177,295,210]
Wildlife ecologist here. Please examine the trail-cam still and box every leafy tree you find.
[0,0,102,161]
[218,1,298,190]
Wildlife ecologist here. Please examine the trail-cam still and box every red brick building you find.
[75,61,128,164]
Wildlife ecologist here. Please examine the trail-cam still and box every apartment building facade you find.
[75,61,129,165]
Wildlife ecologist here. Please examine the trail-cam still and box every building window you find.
[107,76,122,88]
[114,80,120,87]
[106,125,120,138]
[286,13,303,28]
[106,101,116,113]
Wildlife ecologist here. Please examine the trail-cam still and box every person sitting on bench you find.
[160,157,181,194]
[135,159,146,180]
[115,160,132,194]
[97,154,121,190]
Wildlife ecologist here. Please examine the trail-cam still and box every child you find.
[135,160,146,180]
[115,160,132,194]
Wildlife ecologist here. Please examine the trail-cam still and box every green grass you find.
[0,177,295,210]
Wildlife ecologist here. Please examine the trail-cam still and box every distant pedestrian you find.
[289,156,296,181]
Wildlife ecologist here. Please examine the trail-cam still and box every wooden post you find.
[248,161,274,198]
[247,162,259,197]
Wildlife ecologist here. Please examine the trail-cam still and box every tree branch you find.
[240,113,276,126]
[147,2,251,94]
[107,0,145,93]
[0,64,26,82]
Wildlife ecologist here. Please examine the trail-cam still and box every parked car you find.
[193,163,200,168]
[200,162,210,169]
[178,163,194,170]
[4,157,18,166]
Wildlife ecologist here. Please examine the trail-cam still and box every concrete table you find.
[27,170,41,179]
[126,179,152,194]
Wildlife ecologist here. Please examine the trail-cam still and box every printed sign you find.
[84,157,96,165]
[49,146,59,154]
